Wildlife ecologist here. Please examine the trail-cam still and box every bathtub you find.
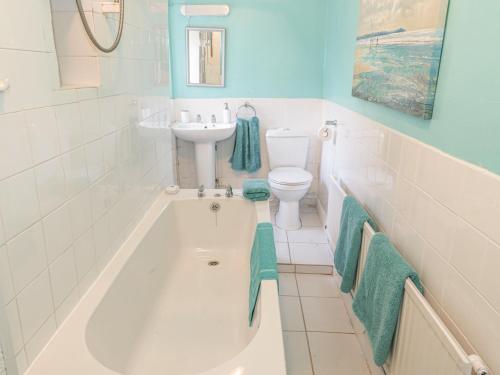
[26,190,286,375]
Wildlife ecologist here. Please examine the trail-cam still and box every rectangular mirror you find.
[186,27,225,87]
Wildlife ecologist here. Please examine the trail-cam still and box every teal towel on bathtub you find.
[243,179,270,201]
[352,233,424,366]
[230,117,262,173]
[334,196,378,293]
[249,222,278,325]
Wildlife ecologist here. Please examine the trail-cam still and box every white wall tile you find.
[49,247,77,308]
[62,147,89,198]
[478,241,500,312]
[54,288,78,326]
[0,245,15,302]
[5,300,23,353]
[35,157,67,216]
[15,350,28,374]
[55,103,84,153]
[449,219,488,288]
[0,112,33,181]
[6,224,47,294]
[73,229,96,280]
[42,205,73,263]
[25,108,60,164]
[67,190,92,239]
[24,316,56,363]
[84,139,105,183]
[0,170,41,240]
[16,271,54,342]
[79,99,102,142]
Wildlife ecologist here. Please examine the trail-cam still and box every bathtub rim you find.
[24,189,286,375]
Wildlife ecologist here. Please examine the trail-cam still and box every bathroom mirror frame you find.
[186,27,226,88]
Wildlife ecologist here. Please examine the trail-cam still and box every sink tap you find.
[198,185,205,198]
[211,114,216,123]
[196,114,202,123]
[225,185,233,198]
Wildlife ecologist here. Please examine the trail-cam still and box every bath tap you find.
[198,185,205,198]
[225,185,233,198]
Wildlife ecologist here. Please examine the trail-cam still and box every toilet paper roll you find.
[317,126,334,142]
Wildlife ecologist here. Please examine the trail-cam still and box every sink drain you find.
[208,260,219,266]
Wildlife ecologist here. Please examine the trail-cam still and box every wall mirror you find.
[186,27,225,87]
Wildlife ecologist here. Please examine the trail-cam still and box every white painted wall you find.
[321,100,500,373]
[0,1,173,373]
[173,98,323,206]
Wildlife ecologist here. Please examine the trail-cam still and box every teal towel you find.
[230,117,261,173]
[334,196,378,293]
[243,179,270,201]
[249,222,278,325]
[352,233,424,366]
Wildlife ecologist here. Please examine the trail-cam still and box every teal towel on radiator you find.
[249,222,278,325]
[334,196,378,293]
[243,179,270,201]
[353,233,424,366]
[230,117,262,173]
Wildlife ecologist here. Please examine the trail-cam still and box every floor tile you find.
[296,265,333,275]
[279,273,298,296]
[279,296,305,331]
[273,226,288,243]
[308,332,370,375]
[289,243,333,266]
[282,331,314,375]
[287,228,328,244]
[296,274,340,298]
[301,212,322,227]
[275,242,290,264]
[301,297,353,333]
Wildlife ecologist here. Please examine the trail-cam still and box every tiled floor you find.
[272,209,334,274]
[279,272,372,375]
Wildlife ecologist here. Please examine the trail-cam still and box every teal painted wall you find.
[169,0,326,99]
[322,0,500,174]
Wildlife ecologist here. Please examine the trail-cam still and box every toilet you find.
[266,128,313,230]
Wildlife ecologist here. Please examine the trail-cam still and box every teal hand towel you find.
[243,179,270,201]
[230,117,262,173]
[352,233,424,366]
[249,222,278,325]
[334,196,378,293]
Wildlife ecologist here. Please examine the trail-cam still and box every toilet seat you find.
[268,167,313,187]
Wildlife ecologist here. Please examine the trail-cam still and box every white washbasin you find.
[171,122,236,143]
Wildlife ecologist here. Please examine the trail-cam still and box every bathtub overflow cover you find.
[208,261,219,266]
[210,202,221,212]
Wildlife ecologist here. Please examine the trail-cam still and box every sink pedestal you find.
[195,142,216,188]
[171,122,236,188]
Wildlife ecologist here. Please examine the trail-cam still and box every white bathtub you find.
[26,190,286,375]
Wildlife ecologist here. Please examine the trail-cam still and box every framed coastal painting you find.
[352,0,450,119]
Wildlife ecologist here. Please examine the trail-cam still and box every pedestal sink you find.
[171,122,236,188]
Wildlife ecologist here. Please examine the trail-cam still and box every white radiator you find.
[357,222,476,375]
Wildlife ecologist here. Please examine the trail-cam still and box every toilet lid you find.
[269,167,313,186]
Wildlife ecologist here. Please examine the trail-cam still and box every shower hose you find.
[75,0,125,53]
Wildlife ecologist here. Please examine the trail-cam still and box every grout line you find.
[295,272,316,375]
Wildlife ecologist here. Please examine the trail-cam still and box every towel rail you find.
[236,102,257,118]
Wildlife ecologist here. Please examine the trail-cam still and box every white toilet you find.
[266,128,313,230]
